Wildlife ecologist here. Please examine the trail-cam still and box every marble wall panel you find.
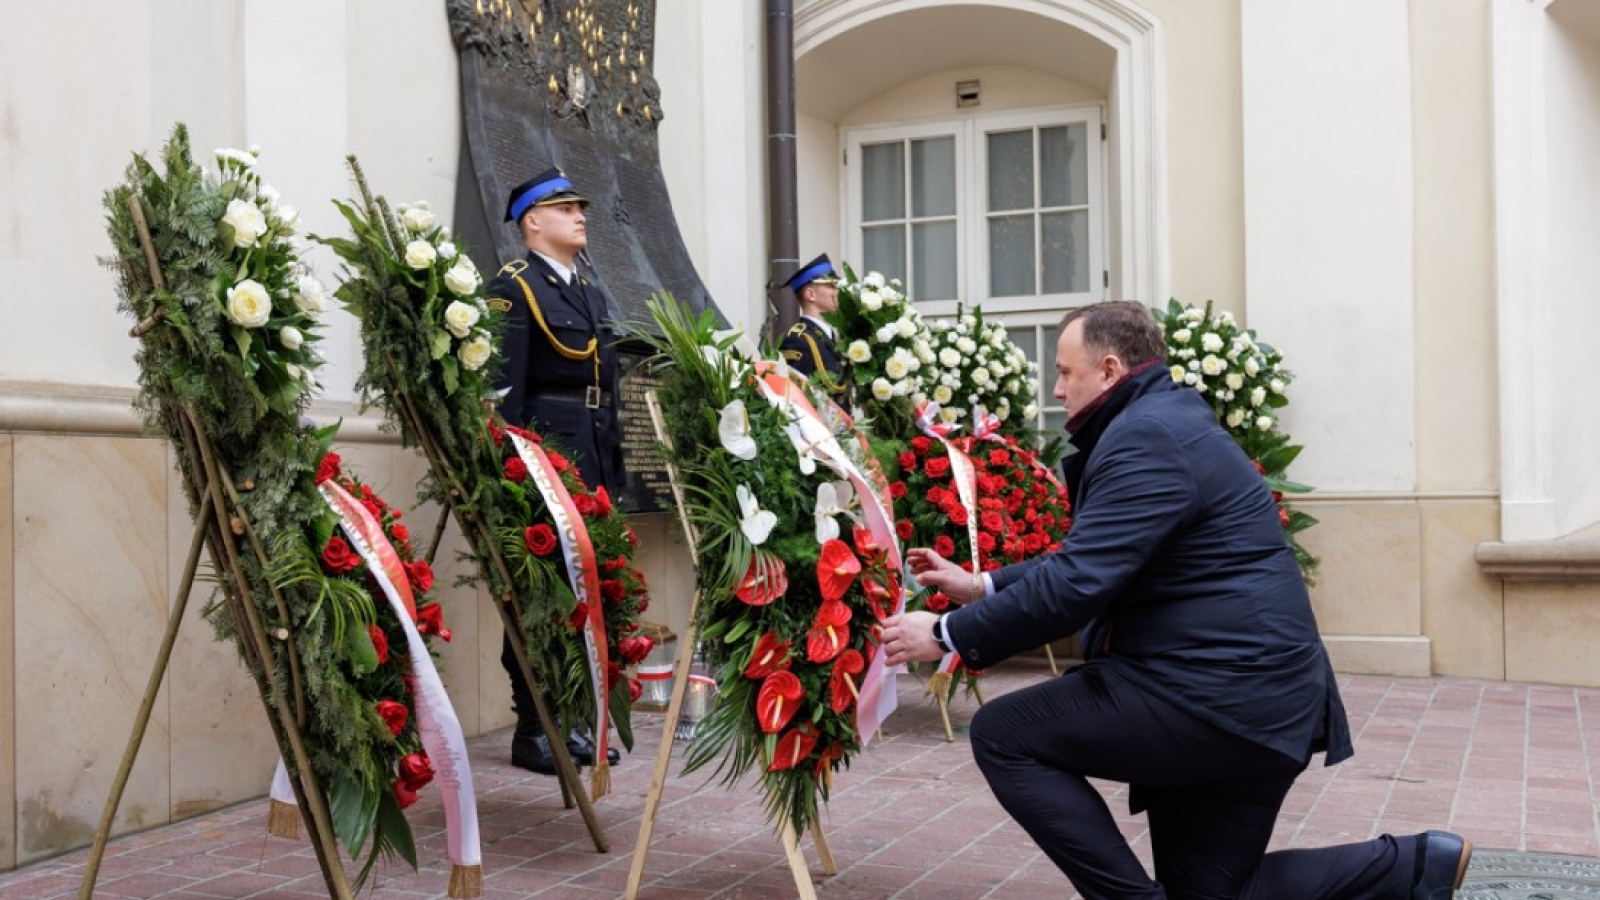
[13,435,169,864]
[1301,501,1423,637]
[0,435,15,870]
[1420,500,1505,679]
[162,445,278,821]
[1505,583,1600,687]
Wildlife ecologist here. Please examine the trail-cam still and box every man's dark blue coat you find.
[945,364,1351,766]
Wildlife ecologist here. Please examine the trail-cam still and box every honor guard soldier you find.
[487,166,625,775]
[778,253,849,405]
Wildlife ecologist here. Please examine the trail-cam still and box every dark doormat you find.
[1463,849,1600,898]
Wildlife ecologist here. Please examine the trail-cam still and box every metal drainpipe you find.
[765,0,799,343]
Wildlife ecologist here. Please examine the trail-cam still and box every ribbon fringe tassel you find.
[448,864,484,898]
[926,670,953,700]
[266,799,302,840]
[590,759,611,801]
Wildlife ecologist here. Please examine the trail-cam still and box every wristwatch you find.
[931,614,953,653]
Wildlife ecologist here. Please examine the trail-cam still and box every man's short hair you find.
[1060,301,1166,367]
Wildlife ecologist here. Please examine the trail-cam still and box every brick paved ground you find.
[7,661,1599,899]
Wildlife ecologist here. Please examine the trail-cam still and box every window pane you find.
[1041,210,1090,294]
[911,137,956,218]
[1010,326,1038,369]
[862,142,905,222]
[988,215,1035,297]
[986,129,1034,212]
[912,220,957,301]
[1041,124,1089,207]
[1043,409,1070,437]
[863,224,906,284]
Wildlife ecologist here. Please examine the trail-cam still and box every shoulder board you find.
[487,297,513,313]
[782,349,803,362]
[498,259,529,276]
[787,322,809,337]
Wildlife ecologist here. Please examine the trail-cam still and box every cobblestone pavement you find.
[7,661,1600,898]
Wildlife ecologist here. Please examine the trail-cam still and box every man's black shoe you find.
[566,730,621,767]
[510,734,559,776]
[1412,830,1471,900]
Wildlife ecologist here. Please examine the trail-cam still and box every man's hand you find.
[906,548,983,604]
[882,611,945,666]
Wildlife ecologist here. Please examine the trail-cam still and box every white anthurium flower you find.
[444,300,481,338]
[221,198,267,248]
[404,239,436,269]
[718,399,759,460]
[279,326,304,350]
[846,340,872,364]
[225,279,272,328]
[813,480,856,544]
[738,484,778,545]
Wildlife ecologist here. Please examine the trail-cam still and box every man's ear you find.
[1100,353,1127,383]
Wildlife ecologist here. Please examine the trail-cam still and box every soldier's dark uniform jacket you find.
[488,252,626,498]
[780,316,848,406]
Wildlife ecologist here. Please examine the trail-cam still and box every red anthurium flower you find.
[813,740,846,779]
[861,576,894,621]
[376,699,408,736]
[851,524,881,560]
[816,539,861,604]
[829,649,866,713]
[756,670,804,733]
[735,553,788,606]
[743,631,792,679]
[806,598,853,663]
[768,722,820,772]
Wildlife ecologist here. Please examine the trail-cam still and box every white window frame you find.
[843,103,1107,320]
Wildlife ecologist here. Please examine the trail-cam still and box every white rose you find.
[225,279,272,328]
[1226,408,1246,429]
[400,204,435,233]
[1219,310,1237,327]
[885,356,910,380]
[859,289,882,311]
[1171,328,1191,345]
[846,340,872,363]
[864,272,885,288]
[915,341,935,364]
[896,317,916,338]
[939,407,960,424]
[273,205,299,235]
[1250,386,1268,407]
[1005,379,1020,394]
[458,334,492,370]
[1185,372,1200,385]
[437,241,459,261]
[1225,373,1244,391]
[1179,347,1196,360]
[892,378,912,397]
[1200,355,1225,376]
[279,326,304,350]
[221,199,267,248]
[1244,357,1261,377]
[933,385,954,404]
[957,337,977,355]
[876,323,899,343]
[1270,378,1286,394]
[1255,415,1274,432]
[1170,365,1186,383]
[939,347,962,368]
[444,261,481,296]
[972,367,991,386]
[443,300,482,338]
[1023,402,1039,419]
[404,240,437,269]
[871,378,894,401]
[292,276,326,315]
[1201,332,1225,353]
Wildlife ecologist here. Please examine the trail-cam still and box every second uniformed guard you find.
[487,166,626,775]
[778,253,848,405]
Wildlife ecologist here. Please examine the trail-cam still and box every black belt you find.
[529,386,613,409]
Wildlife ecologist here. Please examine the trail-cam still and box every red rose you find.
[367,623,389,664]
[927,486,950,507]
[617,634,654,664]
[487,419,505,446]
[567,602,589,631]
[321,536,361,574]
[607,660,624,689]
[404,558,435,594]
[988,449,1012,467]
[897,451,917,473]
[507,424,540,444]
[933,535,956,558]
[626,526,639,548]
[949,505,970,527]
[1279,507,1291,527]
[889,481,907,499]
[361,499,385,523]
[375,700,408,736]
[391,523,411,544]
[573,492,597,517]
[977,531,996,554]
[415,603,451,642]
[360,484,376,502]
[524,524,558,556]
[392,780,419,809]
[600,578,628,604]
[314,452,341,485]
[925,456,951,480]
[895,518,914,541]
[398,751,434,791]
[593,486,614,516]
[504,457,529,483]
[628,678,643,702]
[547,451,570,473]
[980,510,1004,533]
[926,592,951,612]
[911,436,932,454]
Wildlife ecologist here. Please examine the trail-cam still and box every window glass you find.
[862,142,905,222]
[1041,210,1090,294]
[911,137,956,218]
[912,221,957,301]
[1040,124,1089,208]
[863,224,906,284]
[988,214,1035,296]
[986,129,1034,212]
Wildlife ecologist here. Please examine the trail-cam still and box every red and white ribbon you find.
[917,402,981,683]
[508,431,612,794]
[970,410,1066,492]
[272,480,481,874]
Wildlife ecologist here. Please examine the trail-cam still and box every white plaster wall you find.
[1540,17,1600,536]
[1241,0,1417,492]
